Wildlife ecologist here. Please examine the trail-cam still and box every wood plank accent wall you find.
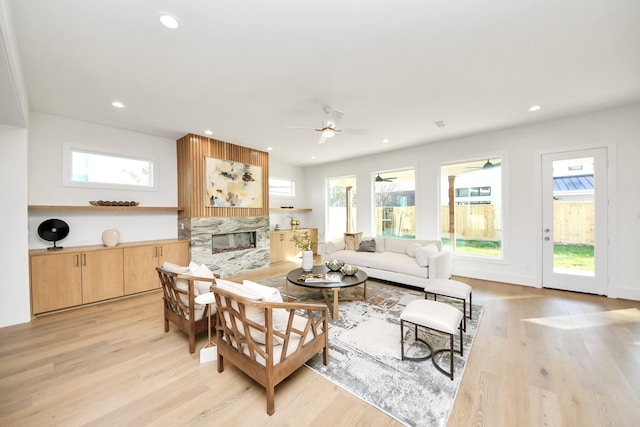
[177,134,269,218]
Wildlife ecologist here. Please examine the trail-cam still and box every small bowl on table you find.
[325,259,345,272]
[340,265,359,276]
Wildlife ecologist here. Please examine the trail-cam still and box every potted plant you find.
[290,231,316,271]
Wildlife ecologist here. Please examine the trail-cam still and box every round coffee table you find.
[286,265,368,320]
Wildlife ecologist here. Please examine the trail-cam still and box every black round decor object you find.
[37,218,69,250]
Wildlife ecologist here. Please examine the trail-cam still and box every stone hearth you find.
[179,216,269,277]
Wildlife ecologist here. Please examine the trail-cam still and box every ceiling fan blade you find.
[317,135,327,144]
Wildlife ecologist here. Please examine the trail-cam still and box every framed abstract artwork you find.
[205,157,263,208]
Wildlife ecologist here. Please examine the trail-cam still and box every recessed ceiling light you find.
[111,101,124,109]
[382,139,390,144]
[204,130,213,135]
[528,105,542,112]
[159,13,180,29]
[267,147,273,151]
[311,156,317,159]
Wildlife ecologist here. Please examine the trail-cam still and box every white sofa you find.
[318,236,451,289]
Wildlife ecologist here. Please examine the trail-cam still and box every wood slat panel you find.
[177,134,269,218]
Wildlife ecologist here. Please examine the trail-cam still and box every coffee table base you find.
[285,280,367,320]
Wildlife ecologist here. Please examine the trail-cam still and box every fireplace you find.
[180,216,270,277]
[212,231,256,254]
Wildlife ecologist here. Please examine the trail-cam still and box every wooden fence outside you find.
[439,203,594,244]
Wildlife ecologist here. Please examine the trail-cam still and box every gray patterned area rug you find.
[260,276,483,427]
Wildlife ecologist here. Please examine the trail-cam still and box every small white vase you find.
[102,228,120,247]
[302,250,314,272]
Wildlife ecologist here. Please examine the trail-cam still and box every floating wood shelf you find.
[28,205,182,212]
[269,208,312,212]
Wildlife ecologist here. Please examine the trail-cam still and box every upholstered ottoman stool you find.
[424,279,472,331]
[400,299,464,380]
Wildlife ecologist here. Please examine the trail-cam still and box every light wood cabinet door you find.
[82,249,124,304]
[31,252,82,314]
[270,232,286,263]
[123,241,189,295]
[123,245,161,295]
[159,241,189,265]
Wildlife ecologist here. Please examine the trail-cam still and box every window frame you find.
[440,157,504,260]
[268,176,296,198]
[62,143,157,191]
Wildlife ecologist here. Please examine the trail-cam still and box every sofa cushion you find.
[371,252,429,278]
[415,244,439,267]
[385,238,413,254]
[357,239,376,252]
[325,239,346,254]
[328,249,377,266]
[406,242,422,257]
[344,232,363,250]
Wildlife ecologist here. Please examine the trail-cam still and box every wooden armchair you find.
[210,282,329,415]
[156,266,219,353]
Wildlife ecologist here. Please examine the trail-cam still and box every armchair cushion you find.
[214,279,283,345]
[242,280,289,335]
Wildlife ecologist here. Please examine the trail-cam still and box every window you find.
[326,176,356,241]
[64,145,155,190]
[269,177,295,197]
[440,159,502,257]
[374,169,415,238]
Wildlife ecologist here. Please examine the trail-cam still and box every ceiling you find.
[4,0,640,167]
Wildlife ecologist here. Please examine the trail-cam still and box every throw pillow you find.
[357,239,376,252]
[344,232,363,251]
[188,261,216,295]
[406,242,422,257]
[415,243,439,267]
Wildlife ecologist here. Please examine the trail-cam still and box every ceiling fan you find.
[465,159,502,171]
[287,106,359,144]
[375,174,397,182]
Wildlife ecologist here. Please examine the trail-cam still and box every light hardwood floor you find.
[1,261,639,426]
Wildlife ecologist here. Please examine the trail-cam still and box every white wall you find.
[0,124,31,327]
[305,104,640,301]
[268,158,313,230]
[28,112,179,248]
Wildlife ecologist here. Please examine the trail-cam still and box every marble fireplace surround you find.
[179,216,270,277]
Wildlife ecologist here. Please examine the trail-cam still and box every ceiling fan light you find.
[321,129,335,138]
